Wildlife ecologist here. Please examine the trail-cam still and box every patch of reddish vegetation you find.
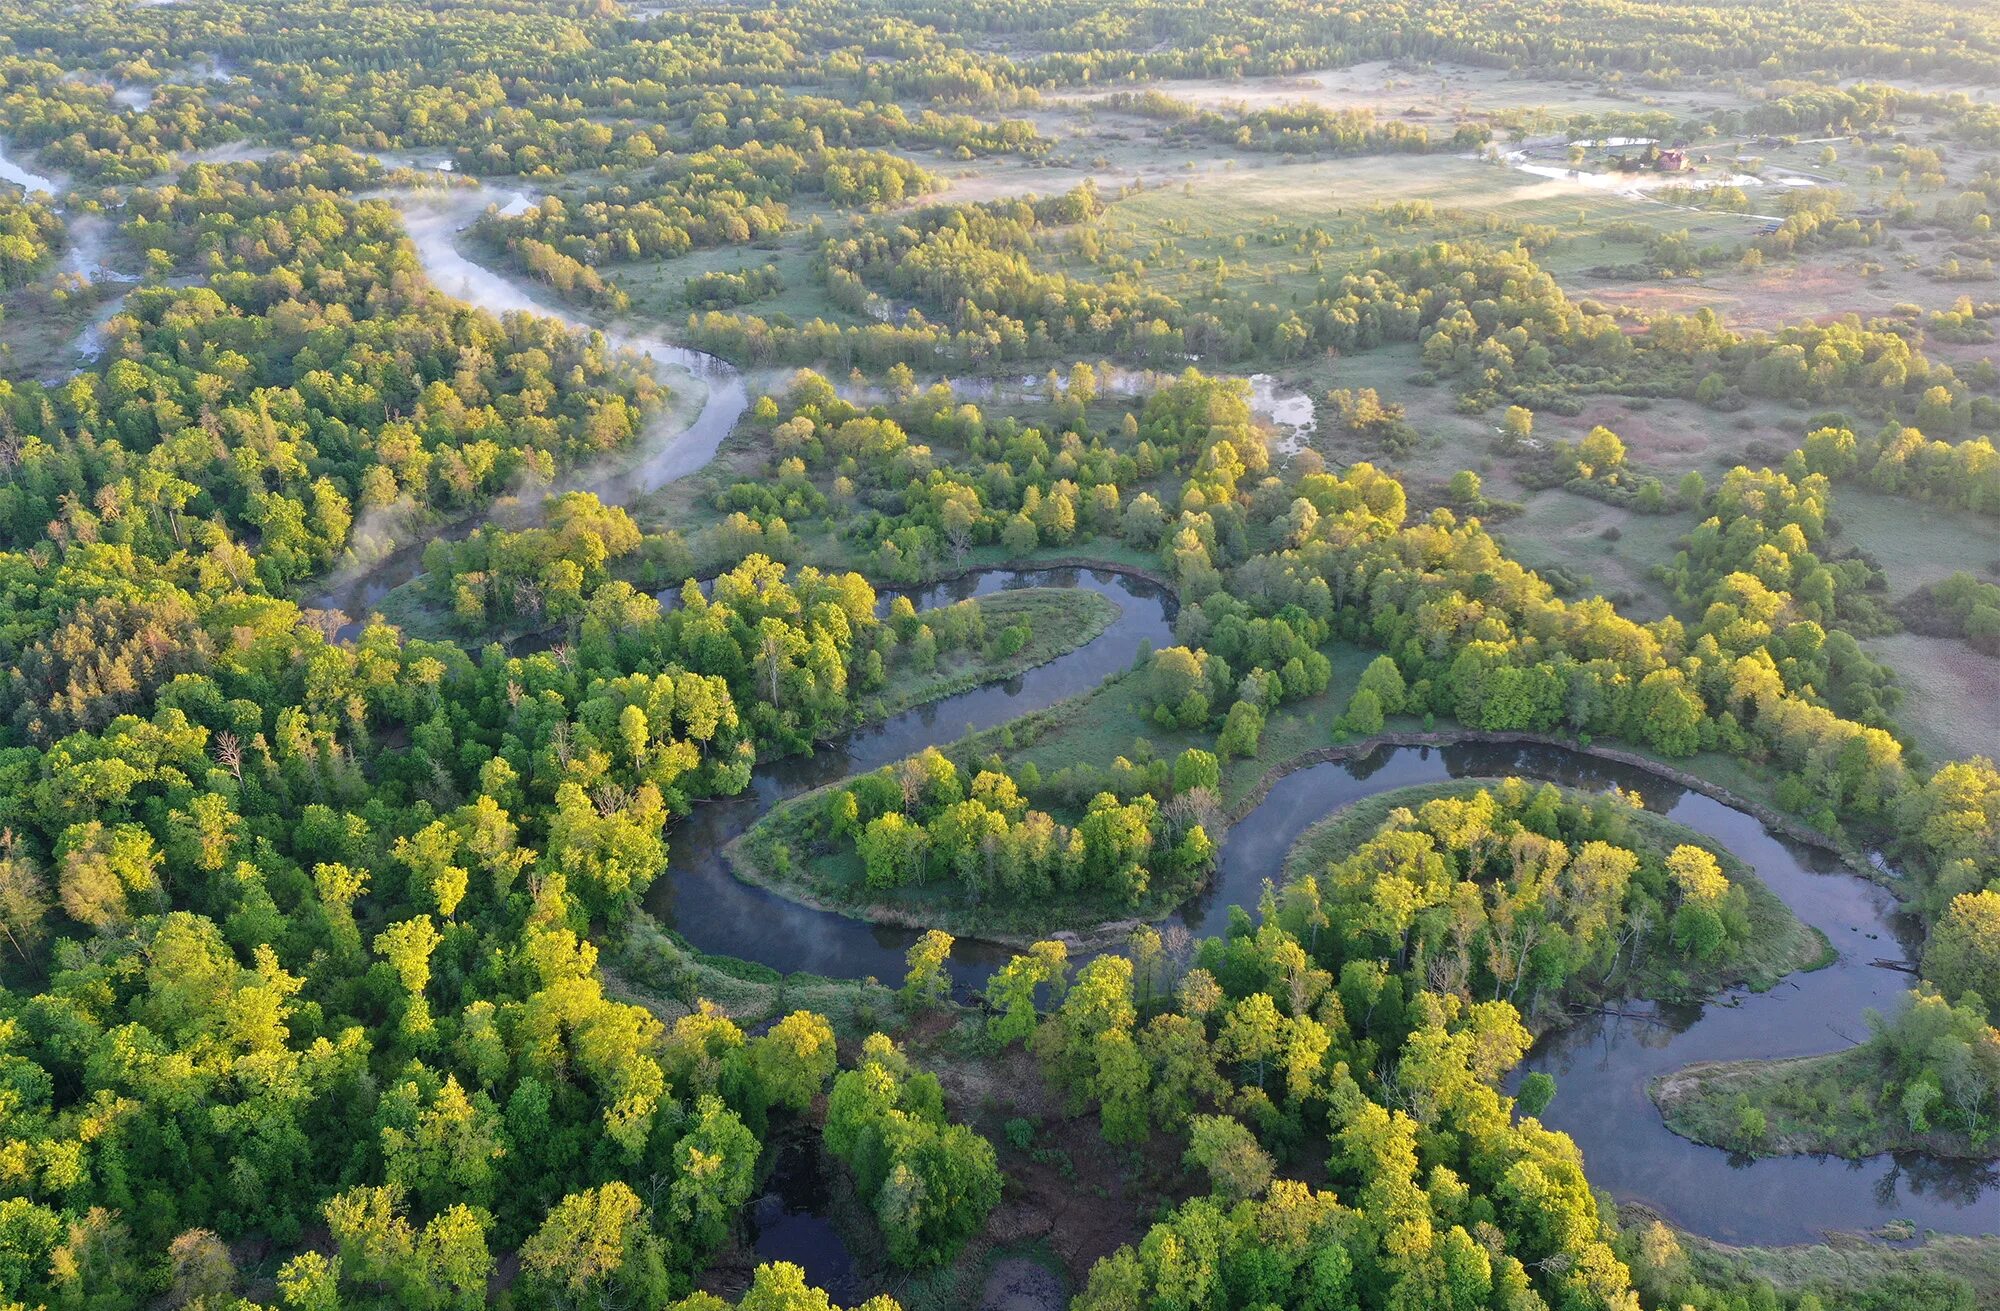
[1581,256,1924,334]
[1588,283,1743,323]
[1553,397,1713,459]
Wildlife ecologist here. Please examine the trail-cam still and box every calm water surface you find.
[348,176,1996,1265]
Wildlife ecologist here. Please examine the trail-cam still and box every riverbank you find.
[1651,1049,2000,1162]
[862,587,1120,722]
[1228,728,1880,879]
[720,707,1870,958]
[725,794,1171,951]
[605,912,896,1030]
[1645,1203,2000,1307]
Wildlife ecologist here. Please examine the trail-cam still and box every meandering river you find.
[326,172,1999,1256]
[644,609,1998,1246]
[309,187,750,627]
[1211,744,1998,1245]
[0,93,1975,1307]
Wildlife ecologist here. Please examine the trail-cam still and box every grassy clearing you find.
[1860,630,2000,770]
[614,240,867,330]
[1088,153,1716,293]
[1836,489,2000,594]
[1280,777,1832,1003]
[998,641,1385,811]
[868,586,1120,720]
[1657,1207,2000,1305]
[1036,144,1795,354]
[1652,1048,2000,1163]
[1498,489,1690,619]
[1060,61,1689,118]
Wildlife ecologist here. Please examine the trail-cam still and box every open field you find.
[1057,61,1674,118]
[1862,630,2000,767]
[1066,152,1773,303]
[1837,490,2000,592]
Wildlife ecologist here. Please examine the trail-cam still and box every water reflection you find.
[747,1136,866,1303]
[642,567,1175,984]
[663,724,1997,1243]
[0,140,62,194]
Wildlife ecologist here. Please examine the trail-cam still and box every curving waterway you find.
[641,565,1177,981]
[646,603,1998,1245]
[353,173,1994,1258]
[308,186,749,627]
[1210,744,1998,1245]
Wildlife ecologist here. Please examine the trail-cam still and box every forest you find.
[0,0,1994,1307]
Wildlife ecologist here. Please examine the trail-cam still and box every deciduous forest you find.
[0,0,1995,1307]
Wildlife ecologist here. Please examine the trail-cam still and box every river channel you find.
[1,93,1981,1304]
[285,171,2000,1257]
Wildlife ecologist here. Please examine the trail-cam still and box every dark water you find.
[642,566,1176,983]
[659,629,1999,1244]
[747,1137,865,1304]
[646,564,1172,1298]
[1202,741,1999,1244]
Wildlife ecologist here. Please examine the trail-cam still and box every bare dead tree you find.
[303,608,348,642]
[213,730,244,783]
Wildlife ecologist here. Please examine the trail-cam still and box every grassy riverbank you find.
[1642,1204,2000,1309]
[606,913,898,1031]
[1651,1049,2000,1162]
[860,586,1118,722]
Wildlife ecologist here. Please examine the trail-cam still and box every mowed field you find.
[1863,630,2000,768]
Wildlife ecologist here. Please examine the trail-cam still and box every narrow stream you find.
[308,186,750,627]
[0,141,141,378]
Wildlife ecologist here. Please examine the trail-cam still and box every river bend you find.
[353,174,2000,1249]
